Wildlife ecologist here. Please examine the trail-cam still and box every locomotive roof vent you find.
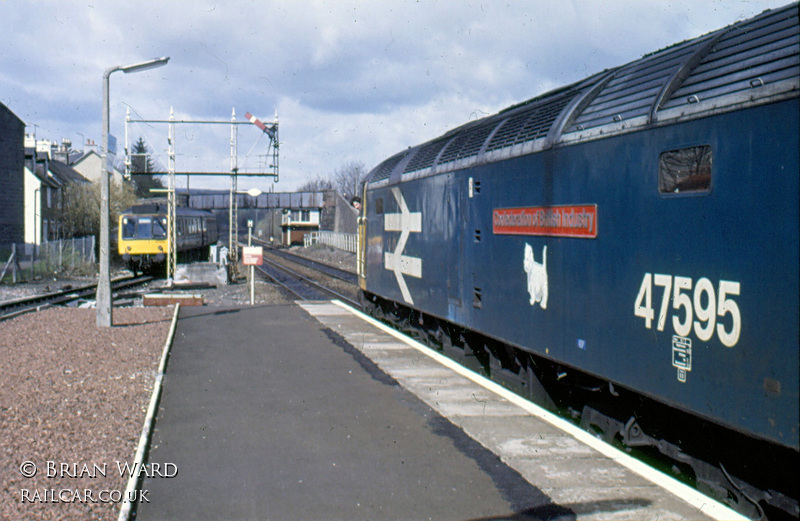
[366,3,798,186]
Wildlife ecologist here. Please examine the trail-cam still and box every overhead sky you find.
[1,0,792,192]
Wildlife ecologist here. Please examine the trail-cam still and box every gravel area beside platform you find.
[0,246,355,519]
[288,244,356,272]
[1,307,174,521]
[0,277,96,304]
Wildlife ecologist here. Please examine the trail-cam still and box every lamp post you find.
[97,57,169,327]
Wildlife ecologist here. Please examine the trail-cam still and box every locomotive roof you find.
[367,2,799,185]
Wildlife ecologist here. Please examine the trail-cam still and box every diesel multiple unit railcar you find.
[118,202,218,274]
[357,4,798,519]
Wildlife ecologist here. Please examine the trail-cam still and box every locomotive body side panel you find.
[364,98,799,450]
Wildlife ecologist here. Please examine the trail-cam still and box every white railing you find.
[304,231,358,253]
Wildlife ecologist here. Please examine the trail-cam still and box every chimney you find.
[54,138,73,164]
[85,139,99,155]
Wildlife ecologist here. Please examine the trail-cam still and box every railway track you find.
[0,275,154,321]
[251,239,357,285]
[246,244,358,306]
[255,255,359,306]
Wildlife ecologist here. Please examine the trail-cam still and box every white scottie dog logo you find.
[524,244,548,309]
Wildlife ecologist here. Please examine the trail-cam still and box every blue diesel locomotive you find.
[358,4,798,518]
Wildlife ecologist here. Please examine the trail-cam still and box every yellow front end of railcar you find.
[118,214,170,261]
[118,237,170,256]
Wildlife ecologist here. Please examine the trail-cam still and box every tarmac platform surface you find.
[134,301,740,521]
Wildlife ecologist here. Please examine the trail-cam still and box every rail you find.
[255,256,358,307]
[0,275,153,321]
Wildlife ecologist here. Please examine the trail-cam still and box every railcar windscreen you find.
[121,216,168,239]
[122,217,136,239]
[153,218,167,238]
[137,217,154,239]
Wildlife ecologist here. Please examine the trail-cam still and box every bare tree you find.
[296,174,334,192]
[297,161,367,200]
[332,160,367,201]
[62,182,138,239]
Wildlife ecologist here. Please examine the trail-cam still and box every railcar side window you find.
[375,198,384,215]
[659,145,712,194]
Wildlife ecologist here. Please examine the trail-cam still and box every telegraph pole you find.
[167,107,177,284]
[229,108,239,278]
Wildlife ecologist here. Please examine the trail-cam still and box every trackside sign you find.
[492,204,598,238]
[242,246,263,265]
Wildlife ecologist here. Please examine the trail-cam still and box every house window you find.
[47,187,52,208]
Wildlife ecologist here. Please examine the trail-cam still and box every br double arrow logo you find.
[383,187,422,305]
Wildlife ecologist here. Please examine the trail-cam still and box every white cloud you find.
[1,0,790,191]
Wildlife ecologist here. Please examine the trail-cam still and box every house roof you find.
[0,101,24,125]
[71,149,99,165]
[49,159,90,185]
[27,155,90,187]
[29,164,60,188]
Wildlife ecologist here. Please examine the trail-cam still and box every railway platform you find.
[133,301,743,521]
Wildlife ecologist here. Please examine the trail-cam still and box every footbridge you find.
[185,190,324,210]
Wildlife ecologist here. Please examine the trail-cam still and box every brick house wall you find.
[0,103,25,244]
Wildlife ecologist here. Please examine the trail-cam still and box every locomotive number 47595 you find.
[634,273,741,347]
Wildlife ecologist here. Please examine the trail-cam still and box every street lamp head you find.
[120,56,170,74]
[236,188,263,197]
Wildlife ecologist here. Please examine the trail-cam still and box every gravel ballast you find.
[1,245,354,519]
[1,307,174,521]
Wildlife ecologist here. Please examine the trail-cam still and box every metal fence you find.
[1,236,96,283]
[303,231,358,253]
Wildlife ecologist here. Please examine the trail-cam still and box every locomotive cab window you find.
[659,145,712,194]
